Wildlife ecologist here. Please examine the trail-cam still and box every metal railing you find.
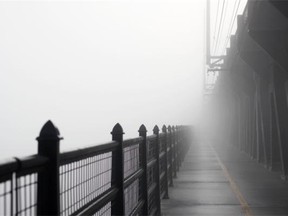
[0,120,191,216]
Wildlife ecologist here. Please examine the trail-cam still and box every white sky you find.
[0,0,206,158]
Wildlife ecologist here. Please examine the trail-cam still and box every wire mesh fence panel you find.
[146,159,158,213]
[123,144,140,179]
[0,125,189,216]
[168,165,172,186]
[147,164,157,189]
[0,173,38,216]
[147,137,157,162]
[146,135,160,215]
[159,152,167,197]
[159,134,166,153]
[0,178,13,216]
[148,188,158,215]
[159,153,166,176]
[0,175,37,216]
[124,179,139,215]
[60,153,112,216]
[0,156,44,216]
[167,146,172,184]
[168,148,172,166]
[15,173,38,216]
[122,138,144,215]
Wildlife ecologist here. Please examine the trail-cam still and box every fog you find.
[0,0,205,159]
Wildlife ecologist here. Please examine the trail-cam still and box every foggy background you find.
[0,0,205,159]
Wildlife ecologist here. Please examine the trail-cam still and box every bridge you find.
[2,0,288,215]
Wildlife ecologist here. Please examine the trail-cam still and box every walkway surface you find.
[161,140,288,216]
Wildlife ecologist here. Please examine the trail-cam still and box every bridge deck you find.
[161,141,288,216]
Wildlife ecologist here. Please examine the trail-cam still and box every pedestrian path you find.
[161,141,288,216]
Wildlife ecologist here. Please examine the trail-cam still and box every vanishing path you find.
[162,140,288,215]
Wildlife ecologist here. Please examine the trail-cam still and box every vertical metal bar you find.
[87,158,89,203]
[168,126,173,187]
[97,156,100,199]
[69,163,72,215]
[62,166,65,215]
[72,162,75,213]
[153,125,162,215]
[34,175,38,216]
[84,158,87,203]
[59,172,61,215]
[76,162,79,210]
[80,160,82,207]
[175,126,180,172]
[86,158,89,204]
[138,125,149,215]
[24,176,27,216]
[111,123,125,216]
[84,159,87,208]
[37,120,62,215]
[4,181,7,216]
[172,126,177,178]
[16,177,19,216]
[67,163,73,215]
[11,176,14,216]
[92,155,97,198]
[90,157,92,201]
[29,175,32,216]
[71,163,74,215]
[162,125,169,199]
[66,167,68,214]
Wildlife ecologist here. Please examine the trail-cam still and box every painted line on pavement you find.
[210,144,253,216]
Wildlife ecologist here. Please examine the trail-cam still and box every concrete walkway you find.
[161,141,288,216]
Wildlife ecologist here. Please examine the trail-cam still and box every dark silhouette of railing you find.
[0,120,191,216]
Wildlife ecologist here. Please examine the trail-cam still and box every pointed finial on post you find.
[153,125,160,135]
[162,125,167,133]
[138,124,149,215]
[36,120,63,141]
[111,123,125,215]
[36,120,62,215]
[111,123,124,142]
[138,124,147,137]
[168,125,172,133]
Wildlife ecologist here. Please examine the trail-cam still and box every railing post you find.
[138,124,149,215]
[175,126,180,172]
[172,126,177,178]
[182,126,186,164]
[153,125,162,216]
[177,126,183,167]
[167,126,173,187]
[111,123,125,216]
[162,125,169,199]
[180,125,186,165]
[37,120,62,216]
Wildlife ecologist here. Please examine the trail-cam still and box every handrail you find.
[0,121,192,216]
[123,137,143,148]
[60,141,118,165]
[0,155,48,177]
